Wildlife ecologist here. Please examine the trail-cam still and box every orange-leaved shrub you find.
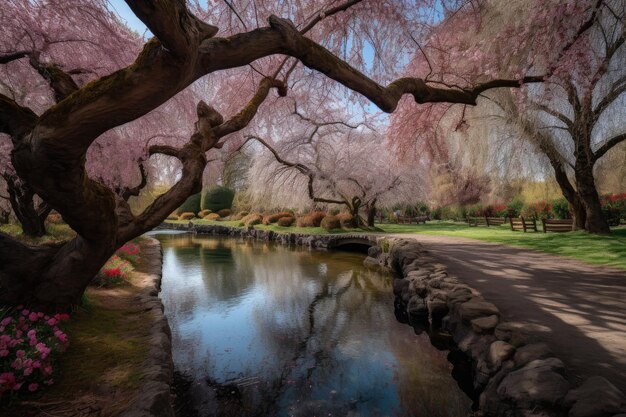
[277,216,295,227]
[217,208,232,218]
[231,211,249,220]
[263,211,293,225]
[297,211,326,227]
[198,209,212,218]
[239,213,263,227]
[320,215,341,231]
[178,212,196,221]
[337,213,356,228]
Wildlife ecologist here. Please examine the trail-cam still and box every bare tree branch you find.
[299,0,363,34]
[593,74,626,119]
[213,77,287,139]
[593,132,626,162]
[532,101,574,131]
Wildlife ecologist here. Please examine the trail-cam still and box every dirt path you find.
[387,233,626,392]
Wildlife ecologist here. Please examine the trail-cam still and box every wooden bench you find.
[467,216,507,227]
[542,218,574,233]
[510,217,537,232]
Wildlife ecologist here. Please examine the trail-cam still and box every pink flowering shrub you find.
[115,242,141,264]
[93,255,133,287]
[0,307,70,399]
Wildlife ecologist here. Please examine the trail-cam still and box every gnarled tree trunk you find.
[366,198,377,227]
[0,1,548,311]
[575,164,610,234]
[3,174,51,237]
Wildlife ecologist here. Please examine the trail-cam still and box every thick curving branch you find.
[0,93,38,137]
[124,0,217,58]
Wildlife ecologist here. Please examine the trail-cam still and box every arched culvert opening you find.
[328,239,374,254]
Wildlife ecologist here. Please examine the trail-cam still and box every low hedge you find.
[178,212,196,221]
[263,211,293,225]
[277,216,295,227]
[320,215,341,231]
[217,208,232,218]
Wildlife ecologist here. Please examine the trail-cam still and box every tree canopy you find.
[0,0,622,310]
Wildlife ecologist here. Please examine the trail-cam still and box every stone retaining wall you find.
[120,237,175,417]
[158,222,378,249]
[367,238,626,417]
[157,223,626,417]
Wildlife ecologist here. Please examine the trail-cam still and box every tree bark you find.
[3,174,50,237]
[575,165,610,234]
[0,3,550,311]
[367,198,377,227]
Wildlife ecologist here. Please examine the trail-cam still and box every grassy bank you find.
[0,222,75,244]
[1,228,154,416]
[380,222,626,270]
[166,219,626,270]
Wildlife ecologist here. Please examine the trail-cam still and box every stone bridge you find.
[325,234,377,253]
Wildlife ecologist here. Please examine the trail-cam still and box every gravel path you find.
[387,233,626,392]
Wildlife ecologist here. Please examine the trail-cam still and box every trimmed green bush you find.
[202,186,235,212]
[321,215,341,231]
[551,198,570,219]
[277,216,295,227]
[177,192,201,215]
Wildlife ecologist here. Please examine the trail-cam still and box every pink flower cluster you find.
[115,242,141,264]
[0,307,70,398]
[93,255,133,287]
[92,241,142,287]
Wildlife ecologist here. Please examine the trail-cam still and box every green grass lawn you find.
[0,222,75,244]
[378,222,626,270]
[167,219,626,270]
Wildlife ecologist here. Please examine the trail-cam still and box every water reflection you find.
[154,232,471,417]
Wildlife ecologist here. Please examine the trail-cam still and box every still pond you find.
[152,231,471,417]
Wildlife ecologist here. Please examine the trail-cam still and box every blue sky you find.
[107,0,148,34]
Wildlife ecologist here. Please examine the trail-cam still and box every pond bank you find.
[0,237,174,417]
[158,222,626,417]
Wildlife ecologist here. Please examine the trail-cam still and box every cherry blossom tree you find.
[388,0,619,233]
[0,0,599,310]
[243,128,421,226]
[512,0,626,233]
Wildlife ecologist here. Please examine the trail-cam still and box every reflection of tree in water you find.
[247,267,405,416]
[155,234,470,417]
